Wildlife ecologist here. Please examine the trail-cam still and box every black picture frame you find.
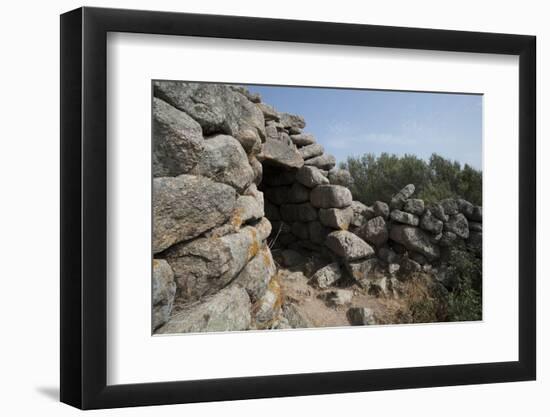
[60,6,536,410]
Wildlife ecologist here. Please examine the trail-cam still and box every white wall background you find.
[0,0,546,415]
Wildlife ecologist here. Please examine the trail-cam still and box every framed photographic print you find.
[60,6,536,410]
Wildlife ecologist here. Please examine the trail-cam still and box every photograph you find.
[151,81,483,334]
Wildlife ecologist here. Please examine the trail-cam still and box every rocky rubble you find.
[151,81,483,333]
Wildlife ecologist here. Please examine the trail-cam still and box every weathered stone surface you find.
[287,182,310,203]
[253,279,282,329]
[304,154,336,170]
[403,198,425,216]
[348,307,378,325]
[389,225,440,261]
[468,231,483,254]
[435,266,459,291]
[311,263,343,289]
[283,304,312,328]
[232,194,264,227]
[325,231,375,260]
[420,210,444,234]
[319,207,354,230]
[248,155,263,185]
[324,289,353,306]
[457,198,474,218]
[265,123,279,140]
[291,222,309,240]
[230,85,261,103]
[390,209,420,226]
[256,102,280,121]
[390,184,415,209]
[295,165,329,188]
[378,246,399,264]
[397,256,421,280]
[154,81,265,152]
[152,259,176,330]
[328,168,353,187]
[191,135,254,193]
[350,201,375,227]
[233,247,276,302]
[440,198,459,216]
[471,205,483,222]
[253,217,273,241]
[164,226,262,302]
[280,202,318,222]
[152,97,204,177]
[299,143,324,159]
[469,221,482,232]
[310,185,353,209]
[281,249,305,267]
[153,175,236,253]
[372,201,390,219]
[157,286,251,334]
[346,258,378,284]
[445,213,470,239]
[429,203,449,222]
[357,216,388,248]
[259,138,304,169]
[308,221,330,245]
[439,231,458,247]
[289,133,315,147]
[280,113,306,130]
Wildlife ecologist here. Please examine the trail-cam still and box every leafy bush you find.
[340,152,482,206]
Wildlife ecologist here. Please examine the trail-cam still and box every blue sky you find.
[247,85,482,170]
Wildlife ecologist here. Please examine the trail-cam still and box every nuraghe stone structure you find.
[152,82,483,333]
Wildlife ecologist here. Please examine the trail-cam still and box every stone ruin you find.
[152,81,483,333]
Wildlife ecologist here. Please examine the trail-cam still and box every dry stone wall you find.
[151,82,483,333]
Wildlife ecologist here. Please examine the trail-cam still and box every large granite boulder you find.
[350,201,375,227]
[420,210,444,234]
[295,165,329,188]
[372,201,390,219]
[347,307,378,325]
[390,184,415,209]
[325,231,375,260]
[319,207,354,230]
[164,226,263,302]
[440,198,459,216]
[390,209,420,226]
[357,216,388,248]
[259,138,304,169]
[157,286,251,334]
[299,143,324,160]
[152,259,176,330]
[310,185,353,209]
[153,175,236,253]
[233,247,276,302]
[328,168,353,187]
[389,225,440,261]
[304,154,336,170]
[403,198,425,216]
[191,134,255,193]
[152,97,204,177]
[280,113,306,130]
[310,263,343,289]
[445,213,470,239]
[154,81,265,152]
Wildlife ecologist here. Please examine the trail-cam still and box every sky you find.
[247,85,482,170]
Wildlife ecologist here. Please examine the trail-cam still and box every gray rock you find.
[390,184,415,209]
[457,198,475,218]
[259,138,304,169]
[152,97,204,177]
[282,304,312,329]
[328,168,353,187]
[299,143,324,159]
[346,258,378,284]
[153,175,236,253]
[469,221,482,232]
[311,263,343,289]
[389,225,440,261]
[256,102,280,121]
[233,247,275,302]
[304,154,336,170]
[445,213,470,239]
[357,216,388,248]
[325,231,375,260]
[310,185,353,209]
[280,203,318,222]
[289,133,315,147]
[468,231,483,254]
[281,249,305,267]
[253,217,273,241]
[471,205,483,222]
[420,210,444,234]
[152,259,176,330]
[390,209,420,226]
[230,85,261,103]
[295,165,330,188]
[429,203,449,222]
[154,81,265,152]
[164,226,262,302]
[439,231,458,247]
[280,112,306,130]
[397,256,422,280]
[287,182,310,204]
[372,201,390,219]
[253,280,282,329]
[403,198,425,216]
[378,246,399,264]
[291,222,309,240]
[409,252,428,266]
[348,307,378,325]
[157,286,251,334]
[265,123,279,141]
[191,134,255,193]
[350,201,375,227]
[308,221,331,245]
[248,156,263,186]
[319,207,354,230]
[232,194,264,227]
[440,198,459,216]
[324,289,353,306]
